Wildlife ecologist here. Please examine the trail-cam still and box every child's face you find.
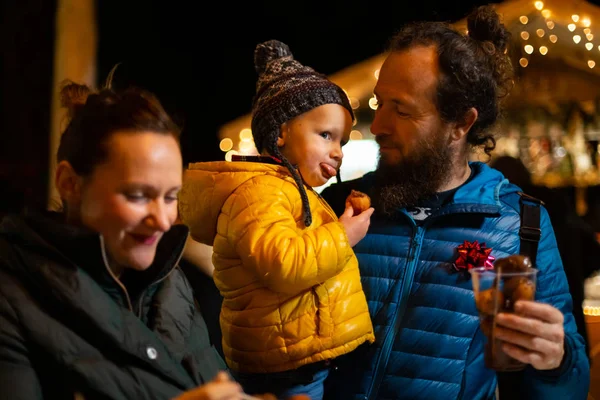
[278,103,352,187]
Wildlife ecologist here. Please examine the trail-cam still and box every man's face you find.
[370,45,456,213]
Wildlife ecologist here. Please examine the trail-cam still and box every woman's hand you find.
[173,371,243,400]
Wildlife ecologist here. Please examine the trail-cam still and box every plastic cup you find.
[470,266,538,371]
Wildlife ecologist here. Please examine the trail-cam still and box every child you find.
[179,40,375,400]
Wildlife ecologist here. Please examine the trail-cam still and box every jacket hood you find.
[452,162,521,206]
[179,161,294,245]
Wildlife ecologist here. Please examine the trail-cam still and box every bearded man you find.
[320,5,589,400]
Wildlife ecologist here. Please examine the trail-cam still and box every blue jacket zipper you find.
[366,225,425,399]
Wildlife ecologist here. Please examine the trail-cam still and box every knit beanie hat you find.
[251,39,354,227]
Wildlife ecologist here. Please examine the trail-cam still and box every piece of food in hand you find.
[475,288,504,315]
[493,254,532,273]
[504,276,535,304]
[345,190,371,215]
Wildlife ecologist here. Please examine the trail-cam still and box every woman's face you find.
[75,131,182,271]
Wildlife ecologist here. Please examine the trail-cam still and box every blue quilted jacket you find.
[320,162,589,400]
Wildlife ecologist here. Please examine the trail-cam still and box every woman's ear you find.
[55,160,83,205]
[277,123,288,148]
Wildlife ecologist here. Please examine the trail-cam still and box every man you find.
[321,5,589,399]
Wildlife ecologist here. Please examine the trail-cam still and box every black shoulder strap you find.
[517,192,544,267]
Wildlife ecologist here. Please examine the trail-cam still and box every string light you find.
[589,60,596,68]
[574,35,582,44]
[539,46,548,55]
[572,14,580,23]
[534,1,543,10]
[587,34,594,41]
[541,9,551,19]
[219,138,233,152]
[549,34,558,43]
[225,150,238,162]
[350,130,363,140]
[368,97,378,110]
[239,128,252,141]
[519,58,529,67]
[586,42,594,50]
[521,31,530,40]
[536,29,545,37]
[519,16,528,24]
[546,20,555,29]
[524,44,534,54]
[568,23,577,32]
[582,17,591,27]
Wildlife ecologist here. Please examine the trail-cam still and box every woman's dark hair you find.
[57,70,181,177]
[388,5,514,157]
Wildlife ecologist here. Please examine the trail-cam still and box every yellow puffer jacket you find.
[178,160,374,373]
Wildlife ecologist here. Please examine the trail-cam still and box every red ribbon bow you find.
[453,240,495,272]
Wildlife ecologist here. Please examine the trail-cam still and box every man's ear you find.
[451,107,478,141]
[55,160,83,205]
[277,123,289,148]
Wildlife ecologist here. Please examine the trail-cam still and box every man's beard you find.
[373,131,454,215]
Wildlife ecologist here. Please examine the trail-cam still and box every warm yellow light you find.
[549,34,558,43]
[350,97,360,110]
[239,128,252,141]
[541,9,551,19]
[536,29,545,37]
[238,140,254,151]
[534,1,543,10]
[586,42,594,50]
[219,138,233,152]
[572,14,580,23]
[519,58,529,67]
[568,23,577,32]
[585,28,592,35]
[520,16,529,24]
[546,20,555,29]
[349,130,363,140]
[582,17,591,27]
[524,45,534,54]
[584,306,600,315]
[225,150,238,162]
[574,35,582,44]
[588,34,595,41]
[368,97,378,110]
[539,46,548,55]
[589,60,596,68]
[521,31,530,40]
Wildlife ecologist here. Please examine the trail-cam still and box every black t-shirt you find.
[406,168,475,225]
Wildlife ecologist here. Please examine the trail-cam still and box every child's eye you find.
[320,132,332,140]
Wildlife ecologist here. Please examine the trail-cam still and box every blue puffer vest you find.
[321,162,589,400]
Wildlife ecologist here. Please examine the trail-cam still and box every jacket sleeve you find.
[0,295,43,400]
[225,179,354,295]
[520,206,590,399]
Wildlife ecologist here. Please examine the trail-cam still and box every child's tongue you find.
[320,163,337,178]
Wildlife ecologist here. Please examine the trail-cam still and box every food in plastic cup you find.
[470,255,537,371]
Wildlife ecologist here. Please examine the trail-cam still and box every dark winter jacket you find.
[0,212,226,400]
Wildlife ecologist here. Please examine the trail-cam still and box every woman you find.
[0,80,244,399]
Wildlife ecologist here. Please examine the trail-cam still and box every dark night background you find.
[0,0,552,213]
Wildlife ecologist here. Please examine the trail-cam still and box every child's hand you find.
[173,371,244,400]
[339,204,374,247]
